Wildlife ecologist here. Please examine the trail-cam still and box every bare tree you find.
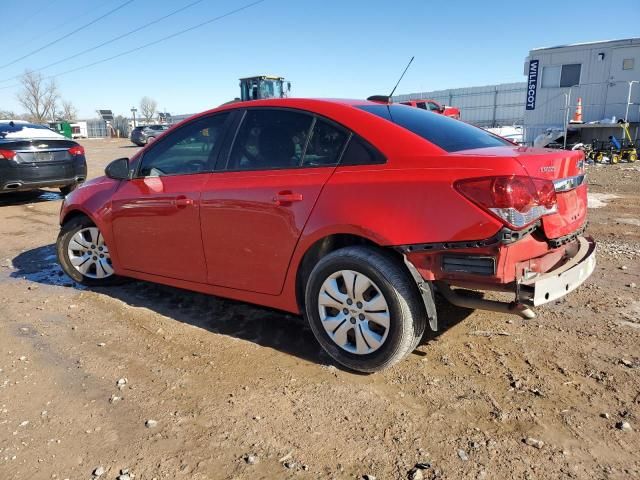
[0,109,16,119]
[60,100,77,121]
[16,70,59,123]
[139,96,157,123]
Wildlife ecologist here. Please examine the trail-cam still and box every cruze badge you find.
[540,166,555,173]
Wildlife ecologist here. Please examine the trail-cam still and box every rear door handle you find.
[273,191,303,205]
[174,197,194,208]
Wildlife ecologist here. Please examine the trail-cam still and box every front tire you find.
[304,246,427,373]
[57,216,123,286]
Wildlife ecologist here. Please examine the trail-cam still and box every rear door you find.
[200,108,350,294]
[110,112,231,282]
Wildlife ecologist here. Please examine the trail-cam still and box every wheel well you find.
[61,209,90,226]
[295,234,404,312]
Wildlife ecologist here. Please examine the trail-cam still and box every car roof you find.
[223,98,378,109]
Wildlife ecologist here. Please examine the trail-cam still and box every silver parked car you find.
[130,124,170,146]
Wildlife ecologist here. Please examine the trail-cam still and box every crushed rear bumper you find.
[518,236,596,306]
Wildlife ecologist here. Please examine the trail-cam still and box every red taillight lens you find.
[0,149,16,160]
[455,175,557,229]
[534,178,557,209]
[492,176,533,211]
[68,145,85,156]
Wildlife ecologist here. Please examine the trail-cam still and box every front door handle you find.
[273,191,303,206]
[174,197,194,208]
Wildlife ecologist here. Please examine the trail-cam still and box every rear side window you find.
[341,136,385,166]
[302,119,349,167]
[227,109,313,170]
[358,104,510,152]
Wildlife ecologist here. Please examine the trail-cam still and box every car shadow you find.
[11,244,330,367]
[11,244,475,370]
[0,190,63,207]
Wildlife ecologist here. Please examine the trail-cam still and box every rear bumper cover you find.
[518,236,596,306]
[0,160,87,192]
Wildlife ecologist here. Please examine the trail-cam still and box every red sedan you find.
[56,98,595,372]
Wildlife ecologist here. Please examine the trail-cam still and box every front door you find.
[110,113,230,283]
[200,109,350,295]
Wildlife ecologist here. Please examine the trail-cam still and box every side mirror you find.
[105,157,130,180]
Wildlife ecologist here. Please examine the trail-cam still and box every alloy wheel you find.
[66,227,114,279]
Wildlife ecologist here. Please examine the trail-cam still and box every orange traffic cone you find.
[571,97,583,123]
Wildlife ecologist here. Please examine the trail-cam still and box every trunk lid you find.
[0,138,77,164]
[457,146,587,239]
[511,147,587,239]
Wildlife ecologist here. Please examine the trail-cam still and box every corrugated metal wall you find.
[394,82,526,127]
[86,120,107,138]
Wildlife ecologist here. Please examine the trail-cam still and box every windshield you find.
[358,104,511,152]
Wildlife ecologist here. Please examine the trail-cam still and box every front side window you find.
[359,104,510,153]
[302,119,349,167]
[227,109,313,170]
[427,101,441,111]
[138,113,228,177]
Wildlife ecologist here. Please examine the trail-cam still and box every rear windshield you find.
[0,122,50,135]
[358,104,511,152]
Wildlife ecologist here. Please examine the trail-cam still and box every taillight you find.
[68,145,85,156]
[0,149,16,160]
[455,175,557,229]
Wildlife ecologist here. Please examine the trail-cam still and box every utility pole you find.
[130,107,137,128]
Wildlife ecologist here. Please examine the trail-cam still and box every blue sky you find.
[1,0,639,118]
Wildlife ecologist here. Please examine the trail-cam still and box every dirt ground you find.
[0,138,638,480]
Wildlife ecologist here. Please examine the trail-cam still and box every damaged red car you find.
[56,99,595,372]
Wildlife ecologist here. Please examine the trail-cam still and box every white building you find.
[523,38,640,144]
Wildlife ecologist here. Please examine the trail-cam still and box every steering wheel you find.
[185,159,208,172]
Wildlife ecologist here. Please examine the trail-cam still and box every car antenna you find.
[367,56,415,105]
[388,56,414,100]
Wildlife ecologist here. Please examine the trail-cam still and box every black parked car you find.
[130,124,170,146]
[0,121,87,195]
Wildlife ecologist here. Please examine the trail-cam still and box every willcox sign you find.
[526,60,539,110]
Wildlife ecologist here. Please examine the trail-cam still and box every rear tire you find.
[57,216,124,286]
[304,246,427,373]
[59,184,77,196]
